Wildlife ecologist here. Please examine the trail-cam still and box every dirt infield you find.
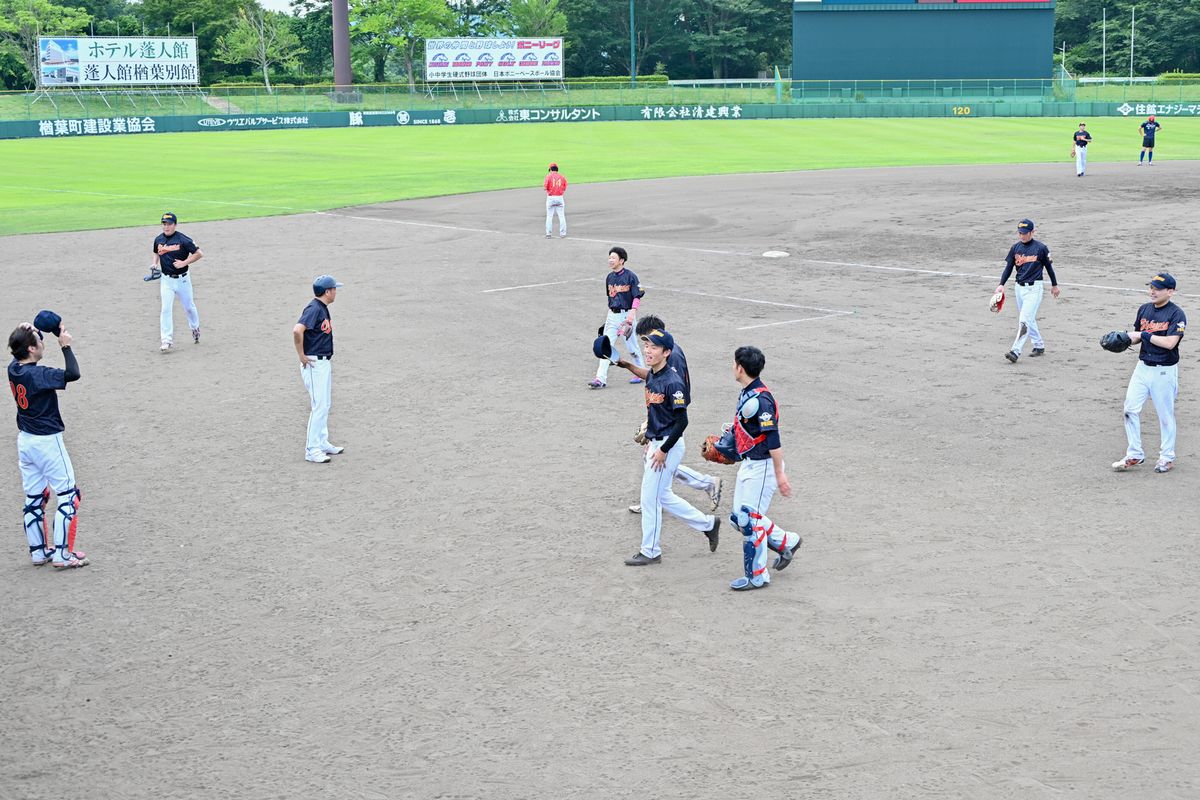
[2,161,1198,800]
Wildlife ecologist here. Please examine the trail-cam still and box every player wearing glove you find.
[1112,272,1186,474]
[615,315,722,516]
[1100,331,1132,353]
[989,287,1005,313]
[996,219,1060,363]
[588,247,645,389]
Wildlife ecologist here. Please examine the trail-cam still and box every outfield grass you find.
[1,117,1197,236]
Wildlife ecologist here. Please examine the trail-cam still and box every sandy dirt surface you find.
[1,161,1198,800]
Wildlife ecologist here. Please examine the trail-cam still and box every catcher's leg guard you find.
[53,487,81,554]
[23,492,51,556]
[729,505,769,591]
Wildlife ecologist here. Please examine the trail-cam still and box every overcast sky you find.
[260,0,296,12]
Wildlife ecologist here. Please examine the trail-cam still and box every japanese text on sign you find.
[38,37,198,88]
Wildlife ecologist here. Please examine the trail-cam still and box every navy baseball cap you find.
[161,212,177,223]
[1017,219,1035,233]
[313,275,344,294]
[641,328,674,350]
[1148,272,1177,290]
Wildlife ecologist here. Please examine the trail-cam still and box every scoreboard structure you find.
[792,1,1056,81]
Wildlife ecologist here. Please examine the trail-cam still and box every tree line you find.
[3,0,1197,92]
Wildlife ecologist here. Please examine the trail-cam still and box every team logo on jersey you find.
[759,412,774,427]
[1141,319,1170,333]
[608,283,631,297]
[672,390,685,406]
[645,390,665,405]
[320,319,332,334]
[1177,322,1186,332]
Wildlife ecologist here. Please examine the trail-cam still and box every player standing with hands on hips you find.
[1072,122,1091,177]
[997,219,1060,363]
[589,247,645,389]
[1138,115,1161,165]
[293,275,344,464]
[624,329,721,566]
[1113,272,1186,474]
[544,163,567,239]
[8,314,88,568]
[149,212,203,353]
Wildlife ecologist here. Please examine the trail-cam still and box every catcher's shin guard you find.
[54,487,81,551]
[23,492,50,553]
[732,505,769,586]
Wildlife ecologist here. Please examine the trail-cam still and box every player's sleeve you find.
[757,393,782,450]
[1041,245,1057,285]
[629,271,641,302]
[997,246,1016,285]
[34,366,67,392]
[297,305,317,329]
[181,234,198,255]
[1172,308,1187,339]
[668,375,688,411]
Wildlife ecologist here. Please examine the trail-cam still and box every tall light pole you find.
[332,0,352,92]
[630,0,636,84]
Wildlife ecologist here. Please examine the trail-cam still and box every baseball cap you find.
[640,328,674,350]
[1148,272,1176,290]
[1017,219,1035,233]
[161,212,177,223]
[1149,115,1156,121]
[548,162,558,169]
[313,274,344,294]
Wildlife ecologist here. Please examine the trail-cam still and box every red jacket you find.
[544,173,567,196]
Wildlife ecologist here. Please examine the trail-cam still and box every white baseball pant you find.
[160,273,200,346]
[546,196,566,236]
[1123,362,1179,463]
[301,358,334,459]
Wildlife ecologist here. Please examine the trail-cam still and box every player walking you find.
[996,219,1060,363]
[544,163,567,238]
[624,328,721,566]
[151,212,204,353]
[1113,272,1186,474]
[8,319,88,568]
[724,346,801,591]
[1138,115,1161,165]
[589,247,645,389]
[293,275,345,464]
[615,315,722,515]
[1072,122,1092,177]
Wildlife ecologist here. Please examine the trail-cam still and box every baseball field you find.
[2,119,1199,799]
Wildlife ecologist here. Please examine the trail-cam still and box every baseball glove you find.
[989,287,1005,313]
[143,266,162,282]
[1100,331,1133,353]
[701,435,736,465]
[633,420,648,446]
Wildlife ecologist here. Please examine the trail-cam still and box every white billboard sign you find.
[424,38,563,82]
[38,37,199,87]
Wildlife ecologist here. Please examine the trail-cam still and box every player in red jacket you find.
[544,163,567,238]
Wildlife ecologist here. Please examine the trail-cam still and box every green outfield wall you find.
[2,101,1198,140]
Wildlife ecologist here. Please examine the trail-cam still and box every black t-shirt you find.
[644,364,687,440]
[1140,121,1161,142]
[152,231,199,277]
[999,239,1056,286]
[1073,130,1092,147]
[298,299,334,357]
[8,359,67,435]
[606,268,641,312]
[1134,300,1186,366]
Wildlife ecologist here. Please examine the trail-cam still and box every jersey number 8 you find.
[9,381,28,410]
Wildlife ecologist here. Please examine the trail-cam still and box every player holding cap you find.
[151,212,204,353]
[624,328,721,566]
[544,162,567,238]
[7,314,88,568]
[996,219,1060,363]
[589,247,645,389]
[293,275,344,464]
[1113,272,1186,474]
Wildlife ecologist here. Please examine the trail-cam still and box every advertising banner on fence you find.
[424,38,563,82]
[38,37,198,87]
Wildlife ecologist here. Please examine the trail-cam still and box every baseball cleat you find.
[624,552,661,566]
[305,453,331,464]
[1030,348,1045,357]
[52,554,88,569]
[1112,457,1144,471]
[31,549,53,566]
[559,234,567,239]
[322,445,345,455]
[773,536,803,571]
[1154,460,1174,473]
[704,516,720,552]
[628,503,641,514]
[629,377,643,385]
[1004,351,1018,363]
[707,477,723,512]
[587,379,606,389]
[192,328,200,344]
[730,576,768,591]
[160,342,172,353]
[545,234,552,239]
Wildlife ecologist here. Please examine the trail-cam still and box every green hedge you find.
[1158,72,1200,83]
